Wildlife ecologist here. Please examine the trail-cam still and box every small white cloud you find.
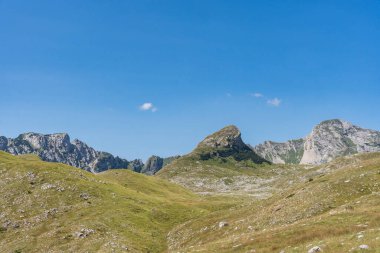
[140,102,153,110]
[251,92,263,98]
[139,102,157,112]
[226,93,232,97]
[267,98,281,107]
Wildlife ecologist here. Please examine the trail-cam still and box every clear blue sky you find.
[1,0,379,160]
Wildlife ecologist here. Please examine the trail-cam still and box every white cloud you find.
[140,102,153,110]
[139,102,157,112]
[252,92,263,98]
[267,98,281,107]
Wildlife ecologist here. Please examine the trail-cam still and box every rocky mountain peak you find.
[194,125,268,164]
[301,119,380,164]
[197,125,245,150]
[0,131,181,175]
[0,132,134,173]
[15,132,71,151]
[254,119,380,165]
[314,119,354,132]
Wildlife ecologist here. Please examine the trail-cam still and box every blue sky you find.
[1,0,379,160]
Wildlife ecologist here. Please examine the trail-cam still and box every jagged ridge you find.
[0,132,139,173]
[0,132,179,174]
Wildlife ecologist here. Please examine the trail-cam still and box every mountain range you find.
[254,119,380,165]
[1,119,379,174]
[0,132,177,174]
[1,119,380,252]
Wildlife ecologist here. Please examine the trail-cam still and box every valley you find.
[1,120,380,252]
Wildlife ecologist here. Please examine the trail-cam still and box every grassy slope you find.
[157,154,320,198]
[166,153,380,252]
[2,150,380,253]
[0,151,232,253]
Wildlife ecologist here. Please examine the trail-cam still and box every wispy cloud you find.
[250,92,282,107]
[267,98,281,107]
[139,102,158,112]
[251,92,263,98]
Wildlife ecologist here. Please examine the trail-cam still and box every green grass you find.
[157,154,313,197]
[159,154,274,178]
[165,153,380,252]
[0,151,230,252]
[2,150,380,252]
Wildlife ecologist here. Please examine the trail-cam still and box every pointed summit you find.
[314,119,353,131]
[197,125,245,150]
[193,125,268,164]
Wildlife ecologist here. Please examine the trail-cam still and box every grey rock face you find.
[254,119,380,165]
[253,139,304,164]
[0,136,8,150]
[301,119,380,165]
[0,132,180,174]
[141,156,164,175]
[127,159,144,173]
[0,132,131,173]
[140,155,180,175]
[90,152,130,173]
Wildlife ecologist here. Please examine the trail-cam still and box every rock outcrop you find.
[0,132,137,173]
[141,156,164,175]
[254,119,380,165]
[193,125,268,164]
[127,159,144,173]
[253,139,304,164]
[140,155,181,175]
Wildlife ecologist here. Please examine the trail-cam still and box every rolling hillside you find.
[166,153,380,252]
[0,151,231,252]
[2,144,380,252]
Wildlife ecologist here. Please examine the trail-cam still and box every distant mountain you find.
[3,119,377,173]
[254,119,380,165]
[0,132,142,173]
[0,132,179,174]
[301,119,380,164]
[141,155,163,175]
[141,155,181,175]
